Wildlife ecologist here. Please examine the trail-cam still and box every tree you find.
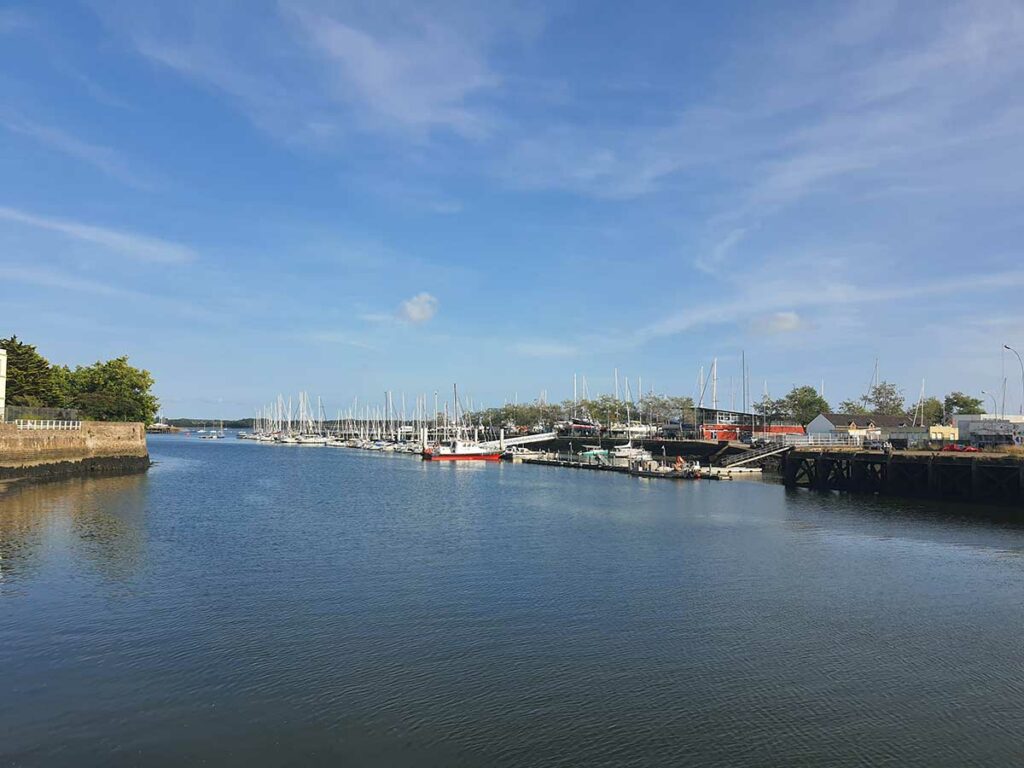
[865,381,905,415]
[66,357,159,424]
[638,393,694,423]
[838,399,869,415]
[914,396,945,426]
[841,381,905,415]
[51,364,74,408]
[574,394,624,425]
[944,391,984,415]
[0,335,60,407]
[780,385,830,425]
[753,396,788,421]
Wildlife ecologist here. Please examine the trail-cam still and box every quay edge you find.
[0,421,150,489]
[783,448,1024,506]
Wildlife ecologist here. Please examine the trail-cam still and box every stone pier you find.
[0,421,150,486]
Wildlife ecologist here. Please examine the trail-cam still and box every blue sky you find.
[3,0,1024,417]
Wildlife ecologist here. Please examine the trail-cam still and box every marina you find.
[5,434,1024,766]
[203,385,1024,509]
[6,2,1024,764]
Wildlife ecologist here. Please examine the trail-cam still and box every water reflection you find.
[0,473,149,589]
[3,438,1024,766]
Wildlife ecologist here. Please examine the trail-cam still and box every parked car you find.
[942,444,980,452]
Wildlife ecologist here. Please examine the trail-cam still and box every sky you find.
[2,0,1024,418]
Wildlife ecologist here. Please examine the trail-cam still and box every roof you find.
[821,413,913,429]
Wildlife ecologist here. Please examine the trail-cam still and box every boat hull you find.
[421,451,502,462]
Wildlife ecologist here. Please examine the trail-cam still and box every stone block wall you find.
[0,422,148,468]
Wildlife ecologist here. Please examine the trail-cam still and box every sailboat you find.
[610,402,651,461]
[200,419,226,439]
[421,384,502,462]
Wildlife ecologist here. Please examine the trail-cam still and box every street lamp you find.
[981,389,998,415]
[1004,345,1024,416]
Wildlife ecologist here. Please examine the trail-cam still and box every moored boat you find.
[422,439,502,461]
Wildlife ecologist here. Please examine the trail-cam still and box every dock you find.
[520,454,762,482]
[783,448,1024,505]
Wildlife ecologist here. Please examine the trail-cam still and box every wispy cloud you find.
[0,206,196,264]
[498,0,1024,286]
[0,265,136,298]
[630,268,1024,348]
[512,340,579,358]
[307,330,375,349]
[0,264,219,322]
[286,5,497,138]
[1,114,151,188]
[98,0,517,143]
[697,227,747,274]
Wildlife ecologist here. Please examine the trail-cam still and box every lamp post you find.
[1005,345,1024,416]
[981,390,998,415]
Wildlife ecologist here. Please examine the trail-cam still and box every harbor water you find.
[2,435,1024,766]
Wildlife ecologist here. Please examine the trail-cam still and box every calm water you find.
[2,436,1024,766]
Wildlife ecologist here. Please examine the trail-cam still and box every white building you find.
[805,413,921,445]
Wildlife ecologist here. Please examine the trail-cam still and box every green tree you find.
[780,385,830,425]
[943,391,984,415]
[638,393,694,423]
[753,396,788,421]
[51,364,74,408]
[841,381,906,415]
[67,356,159,424]
[838,399,869,414]
[0,335,59,407]
[574,394,624,425]
[914,396,945,426]
[865,381,905,415]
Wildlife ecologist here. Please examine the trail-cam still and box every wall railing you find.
[14,420,83,431]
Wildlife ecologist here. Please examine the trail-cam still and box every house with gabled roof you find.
[806,412,926,446]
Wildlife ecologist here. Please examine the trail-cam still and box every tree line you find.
[754,382,984,426]
[469,393,696,430]
[470,382,985,430]
[2,336,159,424]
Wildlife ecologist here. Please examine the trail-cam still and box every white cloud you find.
[755,311,805,334]
[0,206,196,264]
[398,292,439,324]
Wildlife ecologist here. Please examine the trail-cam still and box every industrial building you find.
[953,414,1024,448]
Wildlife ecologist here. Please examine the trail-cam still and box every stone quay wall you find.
[0,422,150,483]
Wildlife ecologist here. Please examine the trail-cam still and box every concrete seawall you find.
[0,422,150,485]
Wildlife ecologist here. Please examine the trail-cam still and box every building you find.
[928,424,959,442]
[0,348,6,423]
[691,407,803,441]
[953,414,1024,448]
[806,413,924,446]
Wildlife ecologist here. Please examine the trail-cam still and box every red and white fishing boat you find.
[421,383,501,461]
[421,439,502,462]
